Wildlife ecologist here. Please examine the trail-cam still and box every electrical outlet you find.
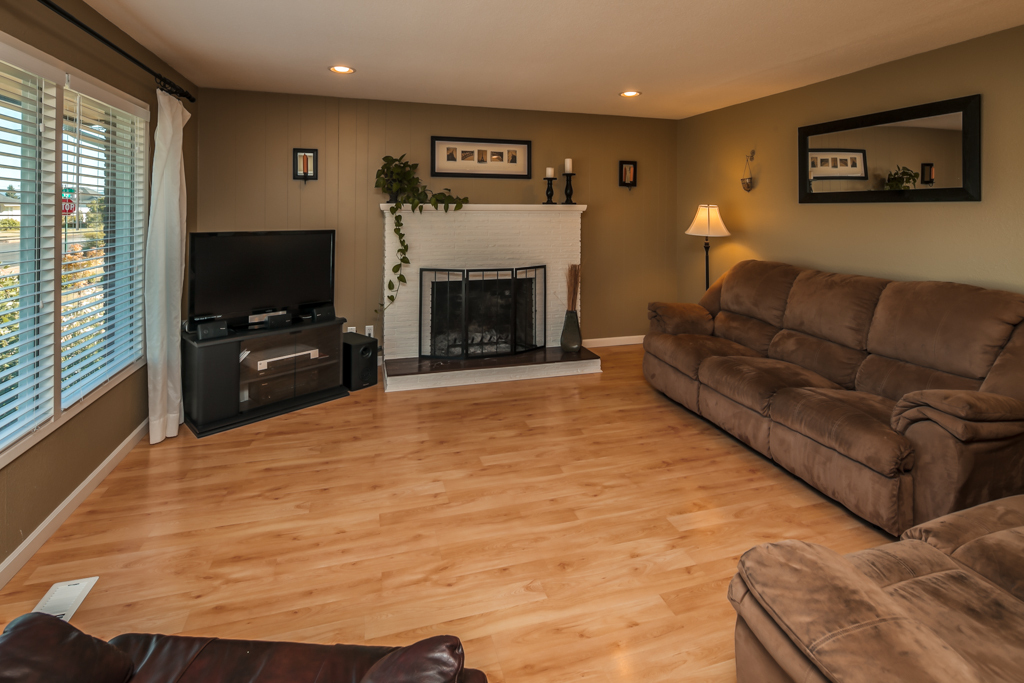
[346,326,356,333]
[364,325,374,338]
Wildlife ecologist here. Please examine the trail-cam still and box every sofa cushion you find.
[770,387,912,477]
[698,357,839,417]
[981,323,1024,402]
[902,494,1024,551]
[783,270,889,350]
[855,354,982,402]
[713,311,780,355]
[867,280,1024,379]
[643,333,760,380]
[902,495,1024,602]
[883,559,1024,682]
[0,613,133,683]
[846,539,960,589]
[719,260,804,328]
[768,329,867,389]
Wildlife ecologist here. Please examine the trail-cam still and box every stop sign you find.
[62,198,76,216]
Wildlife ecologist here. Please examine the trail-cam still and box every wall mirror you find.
[798,95,980,203]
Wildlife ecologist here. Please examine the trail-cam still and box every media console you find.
[182,318,348,437]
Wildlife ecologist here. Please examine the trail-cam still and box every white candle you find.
[545,167,555,178]
[564,158,573,174]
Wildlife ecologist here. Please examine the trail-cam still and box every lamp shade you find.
[685,205,730,237]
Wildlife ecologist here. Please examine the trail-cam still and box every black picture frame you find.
[619,161,637,188]
[808,148,867,181]
[293,148,318,181]
[798,94,980,203]
[430,136,532,179]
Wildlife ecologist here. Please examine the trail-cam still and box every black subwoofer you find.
[343,332,378,391]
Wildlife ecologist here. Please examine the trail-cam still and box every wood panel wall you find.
[197,90,678,340]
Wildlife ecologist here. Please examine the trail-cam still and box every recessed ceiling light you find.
[330,65,355,74]
[620,91,641,97]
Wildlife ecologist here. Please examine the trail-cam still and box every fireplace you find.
[420,266,546,359]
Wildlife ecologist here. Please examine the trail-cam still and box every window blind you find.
[60,90,145,407]
[0,60,57,449]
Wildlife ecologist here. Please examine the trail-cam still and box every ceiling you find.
[84,0,1024,120]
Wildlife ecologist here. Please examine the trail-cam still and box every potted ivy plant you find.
[374,155,468,311]
[884,166,920,191]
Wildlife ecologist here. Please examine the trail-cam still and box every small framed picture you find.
[619,160,637,188]
[293,148,318,181]
[808,148,866,180]
[431,136,532,178]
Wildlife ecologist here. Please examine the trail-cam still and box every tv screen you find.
[189,230,335,326]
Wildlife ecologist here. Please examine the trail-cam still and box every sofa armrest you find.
[734,540,981,683]
[891,390,1024,442]
[646,302,713,336]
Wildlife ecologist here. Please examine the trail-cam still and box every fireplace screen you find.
[420,266,546,359]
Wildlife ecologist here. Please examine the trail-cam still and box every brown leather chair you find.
[0,612,487,683]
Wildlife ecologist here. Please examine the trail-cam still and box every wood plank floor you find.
[0,345,889,682]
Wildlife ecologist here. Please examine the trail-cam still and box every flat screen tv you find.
[188,230,335,328]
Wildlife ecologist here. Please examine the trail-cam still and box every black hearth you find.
[420,267,546,359]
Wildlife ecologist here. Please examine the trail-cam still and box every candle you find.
[545,167,555,178]
[564,158,573,174]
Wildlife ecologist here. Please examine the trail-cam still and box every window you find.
[0,50,147,452]
[61,90,146,407]
[0,61,57,449]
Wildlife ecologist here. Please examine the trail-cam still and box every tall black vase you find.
[560,311,581,353]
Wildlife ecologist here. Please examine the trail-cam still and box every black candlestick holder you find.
[543,177,556,205]
[562,173,576,205]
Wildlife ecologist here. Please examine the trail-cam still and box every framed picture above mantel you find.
[431,136,532,179]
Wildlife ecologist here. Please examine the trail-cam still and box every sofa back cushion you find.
[856,355,982,401]
[866,281,1024,380]
[769,270,889,388]
[981,324,1024,402]
[714,261,804,354]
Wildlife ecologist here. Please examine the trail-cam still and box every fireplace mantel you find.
[380,203,594,390]
[379,204,588,212]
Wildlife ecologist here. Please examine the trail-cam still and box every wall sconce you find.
[741,150,755,192]
[921,162,935,186]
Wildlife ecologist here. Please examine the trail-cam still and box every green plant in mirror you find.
[884,166,920,191]
[374,154,468,311]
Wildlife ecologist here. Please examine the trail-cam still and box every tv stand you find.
[182,318,348,437]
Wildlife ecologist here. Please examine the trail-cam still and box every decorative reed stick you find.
[566,263,581,312]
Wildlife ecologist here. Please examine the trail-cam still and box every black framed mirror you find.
[798,95,980,203]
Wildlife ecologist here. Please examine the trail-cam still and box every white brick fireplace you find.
[380,203,601,391]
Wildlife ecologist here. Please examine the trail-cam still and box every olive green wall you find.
[197,90,678,340]
[676,24,1024,304]
[0,0,197,561]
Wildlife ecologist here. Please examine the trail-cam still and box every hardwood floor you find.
[0,345,889,682]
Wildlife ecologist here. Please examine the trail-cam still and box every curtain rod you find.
[34,0,196,102]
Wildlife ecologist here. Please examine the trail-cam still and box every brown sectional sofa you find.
[728,495,1024,683]
[644,260,1024,534]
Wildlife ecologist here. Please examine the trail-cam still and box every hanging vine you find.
[375,154,468,311]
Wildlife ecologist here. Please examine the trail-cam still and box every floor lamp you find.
[685,204,730,290]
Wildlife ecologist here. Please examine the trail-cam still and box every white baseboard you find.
[583,335,644,348]
[0,419,148,589]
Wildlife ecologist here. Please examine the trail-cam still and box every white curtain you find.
[145,90,191,444]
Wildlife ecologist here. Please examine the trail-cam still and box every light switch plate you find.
[347,326,356,333]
